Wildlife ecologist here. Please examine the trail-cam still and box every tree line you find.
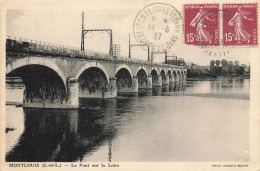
[187,59,250,78]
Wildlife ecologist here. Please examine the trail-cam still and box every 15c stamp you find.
[223,3,258,46]
[184,4,219,46]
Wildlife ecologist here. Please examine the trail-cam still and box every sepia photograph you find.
[1,0,259,170]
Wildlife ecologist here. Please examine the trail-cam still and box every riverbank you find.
[187,77,216,81]
[187,75,250,81]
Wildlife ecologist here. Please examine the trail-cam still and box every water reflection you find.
[138,81,186,96]
[184,79,249,100]
[5,79,250,162]
[6,99,118,162]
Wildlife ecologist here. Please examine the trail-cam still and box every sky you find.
[6,2,251,66]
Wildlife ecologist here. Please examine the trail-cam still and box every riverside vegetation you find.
[187,59,250,80]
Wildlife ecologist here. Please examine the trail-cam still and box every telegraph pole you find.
[128,33,131,58]
[81,12,85,51]
[151,44,153,63]
[164,50,167,64]
[109,31,113,56]
[80,12,113,55]
[147,45,150,61]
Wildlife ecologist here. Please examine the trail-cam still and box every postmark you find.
[184,4,219,46]
[133,3,183,52]
[223,3,258,46]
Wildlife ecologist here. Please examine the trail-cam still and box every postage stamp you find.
[184,4,219,46]
[133,3,183,52]
[222,3,258,46]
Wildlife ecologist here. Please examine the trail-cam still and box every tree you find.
[241,64,247,68]
[210,60,215,76]
[221,59,228,76]
[221,59,228,67]
[234,61,240,74]
[236,66,244,75]
[216,60,220,66]
[210,60,215,67]
[228,61,234,74]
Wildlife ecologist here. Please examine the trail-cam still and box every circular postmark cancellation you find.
[133,3,183,52]
[195,9,233,46]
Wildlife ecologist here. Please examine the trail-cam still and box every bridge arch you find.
[6,57,67,87]
[151,67,158,76]
[177,70,181,80]
[6,57,67,106]
[160,68,167,75]
[167,69,172,75]
[173,70,177,79]
[181,70,184,79]
[76,62,109,82]
[115,65,133,91]
[115,64,133,80]
[136,68,148,89]
[135,66,148,78]
[167,70,172,79]
[160,69,166,83]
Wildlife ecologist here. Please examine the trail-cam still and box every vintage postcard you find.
[0,0,259,170]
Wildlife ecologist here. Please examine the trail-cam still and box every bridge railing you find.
[6,36,186,69]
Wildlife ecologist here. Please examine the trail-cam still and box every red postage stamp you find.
[184,4,219,46]
[223,4,258,46]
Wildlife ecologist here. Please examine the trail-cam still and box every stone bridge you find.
[6,37,187,108]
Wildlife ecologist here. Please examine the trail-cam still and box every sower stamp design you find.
[133,3,182,52]
[223,4,258,46]
[185,4,219,46]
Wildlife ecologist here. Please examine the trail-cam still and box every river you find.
[5,78,250,162]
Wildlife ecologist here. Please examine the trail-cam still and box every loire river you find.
[5,78,250,162]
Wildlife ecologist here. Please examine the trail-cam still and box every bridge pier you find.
[147,75,153,89]
[152,75,162,87]
[132,76,139,93]
[104,77,117,98]
[116,77,139,94]
[183,74,187,80]
[162,84,169,92]
[158,75,162,86]
[176,74,180,82]
[170,76,175,83]
[164,74,170,85]
[67,78,79,108]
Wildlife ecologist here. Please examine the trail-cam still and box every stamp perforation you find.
[184,2,259,48]
[184,3,220,46]
[222,3,258,47]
